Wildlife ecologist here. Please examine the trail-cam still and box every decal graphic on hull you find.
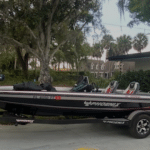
[103,120,125,125]
[84,101,121,107]
[55,96,61,100]
[33,95,54,99]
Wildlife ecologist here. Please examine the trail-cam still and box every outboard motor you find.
[0,74,5,81]
[123,82,140,95]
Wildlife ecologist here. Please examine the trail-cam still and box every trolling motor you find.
[0,74,5,81]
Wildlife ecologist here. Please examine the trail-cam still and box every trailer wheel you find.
[130,114,150,138]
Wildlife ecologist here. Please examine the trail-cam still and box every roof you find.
[107,51,150,61]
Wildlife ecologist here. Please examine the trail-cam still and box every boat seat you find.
[103,80,119,94]
[123,82,140,95]
[71,76,94,92]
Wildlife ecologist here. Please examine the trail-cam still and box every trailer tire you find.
[130,114,150,139]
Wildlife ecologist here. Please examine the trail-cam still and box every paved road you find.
[0,123,150,150]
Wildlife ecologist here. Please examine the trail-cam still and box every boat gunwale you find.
[0,90,150,100]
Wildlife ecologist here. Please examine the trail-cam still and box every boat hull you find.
[0,91,150,117]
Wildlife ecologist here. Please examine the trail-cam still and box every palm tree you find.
[101,34,115,61]
[93,42,104,59]
[107,43,118,57]
[133,33,148,53]
[92,42,104,77]
[101,34,114,50]
[117,35,132,54]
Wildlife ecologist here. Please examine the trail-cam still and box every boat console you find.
[71,76,94,92]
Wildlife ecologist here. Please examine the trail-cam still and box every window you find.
[114,62,124,70]
[111,72,113,77]
[91,63,94,69]
[114,64,119,69]
[101,64,105,70]
[115,62,121,69]
[120,63,124,70]
[104,73,108,78]
[96,64,99,70]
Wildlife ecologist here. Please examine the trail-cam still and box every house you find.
[79,59,104,78]
[28,55,135,79]
[108,51,150,71]
[79,59,135,78]
[101,61,135,79]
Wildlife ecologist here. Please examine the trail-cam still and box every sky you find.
[87,0,150,62]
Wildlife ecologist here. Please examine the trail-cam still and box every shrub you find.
[0,69,111,88]
[114,70,150,92]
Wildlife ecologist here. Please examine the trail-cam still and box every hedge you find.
[0,69,110,87]
[114,70,150,92]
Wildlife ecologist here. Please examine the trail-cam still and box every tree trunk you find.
[14,56,17,70]
[58,62,60,71]
[24,53,29,71]
[16,47,29,79]
[55,64,57,71]
[97,57,99,78]
[38,60,51,84]
[34,58,37,77]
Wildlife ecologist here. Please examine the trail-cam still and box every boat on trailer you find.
[1,75,150,138]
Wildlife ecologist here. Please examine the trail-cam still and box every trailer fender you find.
[128,110,150,122]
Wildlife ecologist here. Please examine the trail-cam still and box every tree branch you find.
[0,11,38,40]
[50,21,87,61]
[46,0,59,56]
[23,23,37,40]
[50,39,67,61]
[0,35,42,61]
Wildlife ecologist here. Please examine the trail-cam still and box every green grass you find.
[0,75,36,86]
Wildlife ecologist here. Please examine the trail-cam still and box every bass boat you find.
[0,75,150,118]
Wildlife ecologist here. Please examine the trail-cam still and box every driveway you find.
[0,123,149,150]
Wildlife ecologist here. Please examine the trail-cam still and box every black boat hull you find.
[0,91,150,117]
